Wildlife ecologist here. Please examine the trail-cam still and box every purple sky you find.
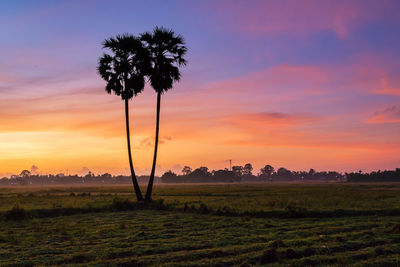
[1,0,400,176]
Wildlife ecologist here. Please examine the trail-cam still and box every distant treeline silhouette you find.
[0,172,160,186]
[2,165,400,186]
[161,164,344,183]
[346,168,400,182]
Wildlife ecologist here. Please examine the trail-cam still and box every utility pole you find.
[229,159,232,171]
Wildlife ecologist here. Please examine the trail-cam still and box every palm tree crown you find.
[98,34,150,100]
[140,27,187,94]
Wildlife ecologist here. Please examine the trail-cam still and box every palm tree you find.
[97,34,150,202]
[141,27,187,202]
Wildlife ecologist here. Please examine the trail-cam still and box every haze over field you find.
[1,0,400,176]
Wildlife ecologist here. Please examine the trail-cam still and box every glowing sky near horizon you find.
[1,0,400,176]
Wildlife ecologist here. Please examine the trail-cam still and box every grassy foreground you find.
[1,183,400,266]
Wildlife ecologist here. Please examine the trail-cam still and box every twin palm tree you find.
[97,27,187,203]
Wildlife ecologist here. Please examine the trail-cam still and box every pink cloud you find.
[212,0,394,38]
[340,55,400,97]
[0,73,14,82]
[372,76,400,96]
[201,64,329,99]
[198,52,400,102]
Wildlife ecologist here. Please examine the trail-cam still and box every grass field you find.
[1,183,400,266]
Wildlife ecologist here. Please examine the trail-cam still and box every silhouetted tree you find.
[141,27,187,202]
[212,170,237,182]
[232,166,243,177]
[98,34,150,202]
[260,165,274,177]
[189,167,212,178]
[243,163,253,175]
[20,170,31,177]
[277,167,292,178]
[101,173,112,178]
[85,171,94,178]
[161,170,178,182]
[182,166,192,176]
[199,166,209,174]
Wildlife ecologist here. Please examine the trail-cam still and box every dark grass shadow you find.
[3,198,400,222]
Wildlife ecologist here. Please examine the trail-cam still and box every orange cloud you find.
[367,115,400,124]
[372,76,400,96]
[203,64,329,95]
[200,55,400,99]
[136,136,173,149]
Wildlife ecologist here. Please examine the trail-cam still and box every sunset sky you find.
[1,0,400,176]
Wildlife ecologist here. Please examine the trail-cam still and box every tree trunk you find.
[145,92,161,202]
[125,98,144,202]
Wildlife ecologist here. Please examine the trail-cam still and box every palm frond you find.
[98,34,150,100]
[141,26,187,94]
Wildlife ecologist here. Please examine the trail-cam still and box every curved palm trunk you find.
[125,99,144,202]
[145,92,161,202]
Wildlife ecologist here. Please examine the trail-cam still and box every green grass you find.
[1,183,400,266]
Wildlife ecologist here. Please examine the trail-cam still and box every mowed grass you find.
[1,183,400,266]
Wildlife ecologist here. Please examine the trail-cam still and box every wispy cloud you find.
[372,76,400,96]
[227,112,317,128]
[210,0,397,38]
[136,136,173,149]
[367,106,400,124]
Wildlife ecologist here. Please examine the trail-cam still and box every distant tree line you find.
[161,166,240,183]
[161,164,344,183]
[3,166,400,186]
[346,168,400,182]
[0,170,160,186]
